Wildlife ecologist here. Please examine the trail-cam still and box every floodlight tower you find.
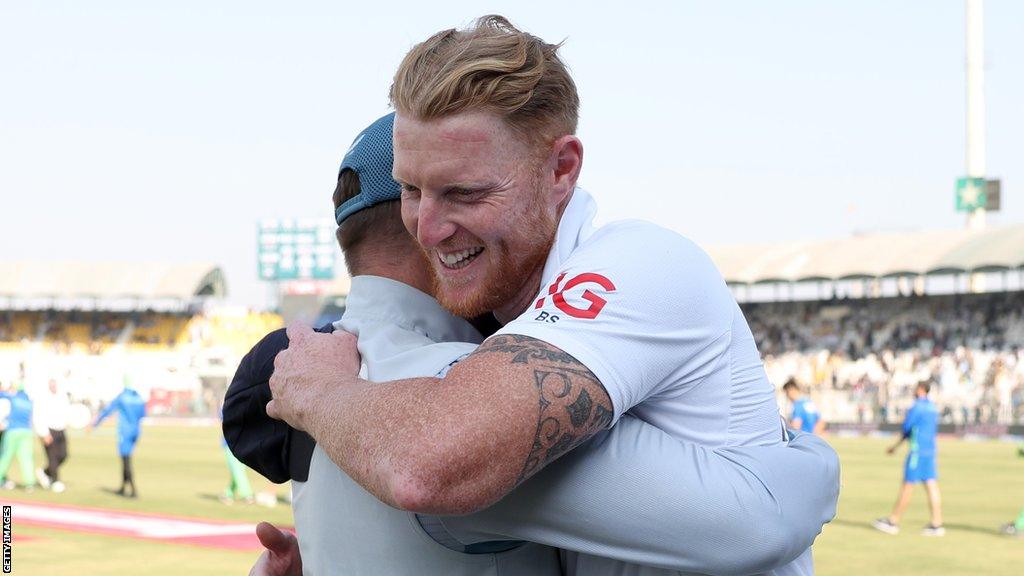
[965,0,986,229]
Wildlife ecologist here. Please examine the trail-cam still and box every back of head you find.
[333,172,409,275]
[333,112,414,275]
[390,15,579,149]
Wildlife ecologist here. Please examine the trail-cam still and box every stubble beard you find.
[428,200,557,321]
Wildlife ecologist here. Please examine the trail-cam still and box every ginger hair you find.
[390,15,579,148]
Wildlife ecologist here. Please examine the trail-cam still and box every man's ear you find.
[546,135,583,207]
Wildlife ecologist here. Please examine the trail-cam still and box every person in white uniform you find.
[247,108,838,574]
[34,378,71,493]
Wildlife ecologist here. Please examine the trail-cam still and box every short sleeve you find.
[496,221,735,424]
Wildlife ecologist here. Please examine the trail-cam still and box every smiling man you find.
[268,15,838,575]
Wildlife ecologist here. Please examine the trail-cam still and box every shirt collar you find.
[336,275,483,344]
[538,186,600,285]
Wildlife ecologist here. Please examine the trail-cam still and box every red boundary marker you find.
[5,499,293,551]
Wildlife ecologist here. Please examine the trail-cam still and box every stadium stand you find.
[707,226,1024,429]
[0,262,282,417]
[4,224,1022,430]
[743,293,1024,426]
[706,223,1024,285]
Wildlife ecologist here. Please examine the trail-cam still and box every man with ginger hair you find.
[268,16,838,575]
[232,113,836,575]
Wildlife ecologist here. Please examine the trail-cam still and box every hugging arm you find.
[270,330,613,515]
[435,418,840,575]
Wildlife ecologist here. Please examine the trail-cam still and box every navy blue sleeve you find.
[222,325,331,483]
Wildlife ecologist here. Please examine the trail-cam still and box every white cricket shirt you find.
[498,188,784,448]
[496,189,815,575]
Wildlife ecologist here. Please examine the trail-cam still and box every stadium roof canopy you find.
[0,262,226,301]
[704,224,1024,285]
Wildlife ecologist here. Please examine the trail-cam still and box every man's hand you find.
[248,522,302,576]
[266,323,361,431]
[42,434,53,446]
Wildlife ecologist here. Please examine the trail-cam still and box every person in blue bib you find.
[872,381,944,536]
[90,379,147,498]
[783,379,825,435]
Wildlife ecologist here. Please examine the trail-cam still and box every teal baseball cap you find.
[334,112,402,225]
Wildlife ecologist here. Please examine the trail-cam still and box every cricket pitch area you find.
[2,424,1021,575]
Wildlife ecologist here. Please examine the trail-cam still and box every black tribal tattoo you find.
[475,334,614,483]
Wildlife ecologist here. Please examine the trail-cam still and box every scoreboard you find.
[257,219,336,281]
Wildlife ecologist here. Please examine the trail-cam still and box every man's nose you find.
[415,195,456,248]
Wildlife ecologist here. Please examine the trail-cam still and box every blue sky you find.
[2,1,1021,307]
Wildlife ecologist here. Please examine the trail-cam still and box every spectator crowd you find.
[744,291,1024,425]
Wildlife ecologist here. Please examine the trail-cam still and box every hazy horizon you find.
[3,1,1022,307]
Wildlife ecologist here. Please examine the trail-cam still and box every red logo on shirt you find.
[534,272,616,320]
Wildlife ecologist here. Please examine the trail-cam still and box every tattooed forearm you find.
[476,335,614,483]
[475,334,581,365]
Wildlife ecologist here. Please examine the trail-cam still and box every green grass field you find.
[1,425,1021,575]
[2,424,294,576]
[815,435,1022,576]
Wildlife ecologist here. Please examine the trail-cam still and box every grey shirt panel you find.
[294,446,559,576]
[440,422,839,576]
